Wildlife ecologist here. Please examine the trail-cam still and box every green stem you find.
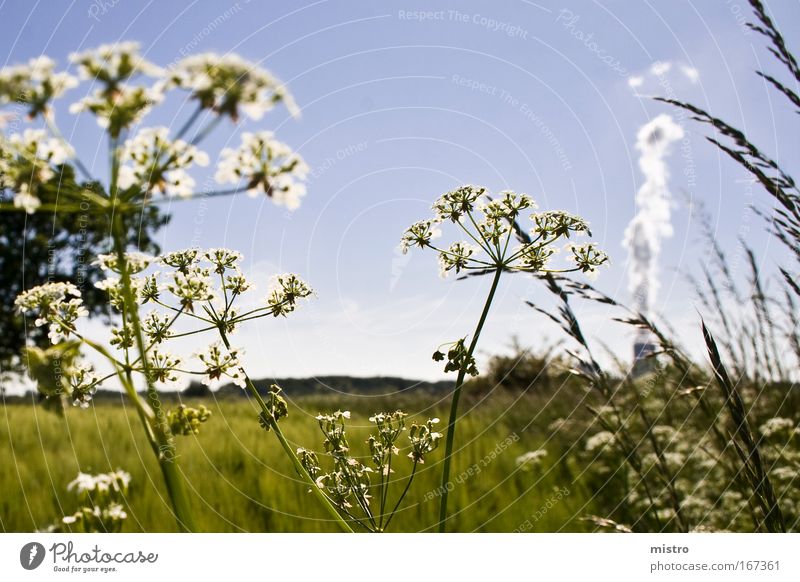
[216,331,354,533]
[383,460,418,531]
[437,266,503,532]
[174,105,204,141]
[108,127,196,532]
[190,116,222,146]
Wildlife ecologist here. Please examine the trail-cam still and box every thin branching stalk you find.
[438,266,502,532]
[215,330,354,533]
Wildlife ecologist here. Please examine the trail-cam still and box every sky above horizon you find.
[2,0,798,386]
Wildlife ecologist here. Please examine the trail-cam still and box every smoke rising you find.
[623,114,684,315]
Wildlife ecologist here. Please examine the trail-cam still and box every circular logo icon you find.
[20,542,46,570]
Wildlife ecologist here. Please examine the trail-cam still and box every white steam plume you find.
[623,114,684,315]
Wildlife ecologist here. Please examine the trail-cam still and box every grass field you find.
[0,392,596,532]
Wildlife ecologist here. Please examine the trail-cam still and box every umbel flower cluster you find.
[0,128,74,213]
[1,42,349,533]
[401,185,608,278]
[15,248,313,407]
[0,42,307,213]
[403,185,607,533]
[297,410,440,532]
[42,470,132,533]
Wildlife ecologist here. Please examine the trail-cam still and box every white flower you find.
[68,42,162,82]
[67,472,96,496]
[68,363,99,409]
[266,273,313,316]
[224,272,252,295]
[149,349,182,385]
[532,210,590,240]
[215,131,308,209]
[566,242,609,275]
[197,342,246,388]
[0,55,78,116]
[142,310,172,344]
[15,282,87,343]
[163,52,298,120]
[13,186,41,214]
[586,431,616,452]
[159,248,199,272]
[203,248,242,274]
[67,469,131,498]
[166,266,214,311]
[515,243,556,272]
[69,85,162,137]
[438,241,477,277]
[0,129,73,205]
[760,417,798,438]
[94,276,146,309]
[93,251,153,275]
[432,185,485,222]
[105,503,127,521]
[400,219,442,254]
[117,126,209,197]
[515,449,548,470]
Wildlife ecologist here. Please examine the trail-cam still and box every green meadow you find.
[1,392,596,532]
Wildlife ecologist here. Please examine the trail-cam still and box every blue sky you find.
[3,1,799,382]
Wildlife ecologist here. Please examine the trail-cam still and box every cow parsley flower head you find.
[117,126,209,197]
[203,248,242,274]
[168,404,212,436]
[162,52,299,120]
[0,55,78,117]
[159,248,199,273]
[7,128,73,166]
[432,185,485,222]
[142,310,172,344]
[197,342,246,388]
[94,252,153,275]
[408,418,441,463]
[13,185,41,214]
[399,219,442,254]
[69,42,162,85]
[586,431,616,452]
[401,185,607,276]
[69,85,162,138]
[515,449,548,471]
[94,274,148,310]
[266,273,313,316]
[438,241,477,278]
[566,243,609,276]
[215,131,308,209]
[759,417,798,439]
[68,469,131,499]
[0,128,74,212]
[532,210,591,240]
[149,349,182,385]
[15,282,87,343]
[166,266,214,312]
[68,363,100,409]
